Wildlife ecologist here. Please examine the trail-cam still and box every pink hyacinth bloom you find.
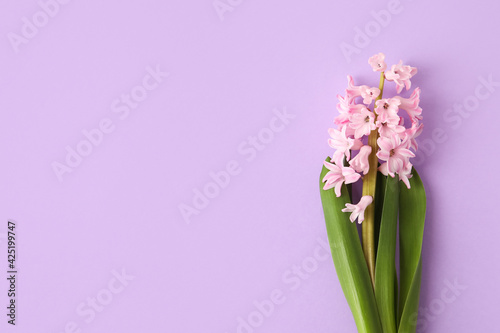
[375,101,404,138]
[405,122,424,151]
[379,162,388,176]
[345,75,363,103]
[361,87,380,104]
[394,87,422,122]
[328,126,355,164]
[336,103,366,126]
[374,98,401,122]
[347,103,372,114]
[334,113,350,127]
[335,94,358,127]
[349,106,376,139]
[336,94,353,114]
[339,123,357,138]
[368,53,387,72]
[376,134,415,177]
[322,161,361,197]
[385,60,418,93]
[377,114,406,138]
[378,161,412,188]
[349,145,372,175]
[342,195,373,223]
[351,138,364,150]
[398,162,413,189]
[346,76,380,105]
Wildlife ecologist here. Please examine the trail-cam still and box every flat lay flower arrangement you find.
[319,53,427,333]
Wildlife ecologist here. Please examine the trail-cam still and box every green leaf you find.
[375,175,399,333]
[373,170,387,256]
[398,168,426,333]
[319,157,383,333]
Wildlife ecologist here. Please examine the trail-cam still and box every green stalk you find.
[362,72,385,287]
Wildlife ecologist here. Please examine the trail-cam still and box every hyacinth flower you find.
[319,54,426,333]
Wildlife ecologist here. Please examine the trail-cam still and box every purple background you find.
[1,0,499,332]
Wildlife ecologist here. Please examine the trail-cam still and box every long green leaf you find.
[319,157,383,333]
[375,175,399,333]
[373,170,387,257]
[398,168,426,333]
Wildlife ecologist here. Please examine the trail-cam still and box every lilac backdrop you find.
[1,0,499,332]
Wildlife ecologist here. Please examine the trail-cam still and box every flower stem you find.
[362,72,385,288]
